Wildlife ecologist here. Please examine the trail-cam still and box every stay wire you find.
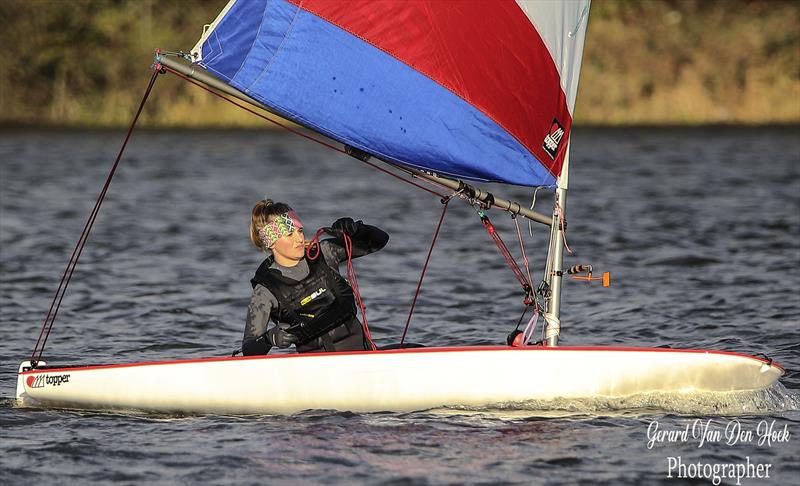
[400,197,450,346]
[30,67,161,365]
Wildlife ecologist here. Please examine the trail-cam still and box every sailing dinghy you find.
[16,0,784,415]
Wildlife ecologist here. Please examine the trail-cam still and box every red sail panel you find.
[290,0,572,177]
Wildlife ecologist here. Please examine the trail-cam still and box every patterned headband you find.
[258,211,303,249]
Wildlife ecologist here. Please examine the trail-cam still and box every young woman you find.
[242,199,389,355]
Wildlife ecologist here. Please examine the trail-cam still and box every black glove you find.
[330,217,362,238]
[265,326,298,348]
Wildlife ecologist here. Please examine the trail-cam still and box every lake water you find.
[1,127,798,484]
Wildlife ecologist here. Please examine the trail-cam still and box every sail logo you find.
[542,119,565,159]
[26,374,70,388]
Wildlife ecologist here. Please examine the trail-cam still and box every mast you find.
[543,142,571,347]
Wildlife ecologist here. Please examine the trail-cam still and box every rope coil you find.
[306,229,376,351]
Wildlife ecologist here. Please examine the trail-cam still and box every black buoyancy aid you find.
[250,253,357,346]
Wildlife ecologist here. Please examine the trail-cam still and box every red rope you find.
[162,65,446,199]
[30,67,161,365]
[305,228,326,261]
[400,199,450,345]
[341,233,377,350]
[306,228,376,350]
[513,216,533,289]
[479,212,532,300]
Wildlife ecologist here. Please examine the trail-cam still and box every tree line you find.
[1,0,797,127]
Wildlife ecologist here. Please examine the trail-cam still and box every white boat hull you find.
[16,346,784,415]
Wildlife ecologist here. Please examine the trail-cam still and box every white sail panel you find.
[515,0,591,113]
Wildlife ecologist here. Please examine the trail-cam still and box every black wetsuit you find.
[242,223,388,355]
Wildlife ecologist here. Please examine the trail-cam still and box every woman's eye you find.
[297,228,304,235]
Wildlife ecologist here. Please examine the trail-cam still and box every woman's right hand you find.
[266,326,298,348]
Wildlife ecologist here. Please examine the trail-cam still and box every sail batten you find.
[192,0,590,188]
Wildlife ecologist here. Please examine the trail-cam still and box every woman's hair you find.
[249,199,294,249]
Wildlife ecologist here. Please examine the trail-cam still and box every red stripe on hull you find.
[289,0,572,177]
[20,346,784,375]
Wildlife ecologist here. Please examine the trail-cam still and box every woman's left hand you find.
[330,217,361,237]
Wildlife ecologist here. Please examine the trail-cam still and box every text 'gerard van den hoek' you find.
[647,419,791,449]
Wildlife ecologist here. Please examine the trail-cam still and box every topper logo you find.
[542,119,565,159]
[26,375,45,389]
[45,374,71,386]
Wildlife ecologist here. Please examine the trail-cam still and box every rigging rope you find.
[400,197,450,346]
[555,201,573,255]
[512,215,533,291]
[476,210,533,302]
[30,67,162,366]
[341,232,377,351]
[306,229,376,351]
[527,186,543,238]
[520,306,540,346]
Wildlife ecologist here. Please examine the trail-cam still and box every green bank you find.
[1,0,797,127]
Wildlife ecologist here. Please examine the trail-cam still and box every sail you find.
[191,0,590,187]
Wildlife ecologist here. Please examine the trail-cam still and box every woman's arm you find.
[241,285,278,356]
[323,218,390,263]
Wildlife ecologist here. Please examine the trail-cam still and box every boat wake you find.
[442,384,800,417]
[8,384,798,420]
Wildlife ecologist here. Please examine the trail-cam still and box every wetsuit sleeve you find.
[321,221,389,264]
[242,284,279,356]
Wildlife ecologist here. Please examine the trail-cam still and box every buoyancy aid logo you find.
[300,287,327,306]
[542,118,565,159]
[26,374,70,388]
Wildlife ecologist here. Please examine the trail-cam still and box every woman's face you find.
[271,223,305,265]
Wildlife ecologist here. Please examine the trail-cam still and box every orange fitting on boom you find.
[567,264,610,287]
